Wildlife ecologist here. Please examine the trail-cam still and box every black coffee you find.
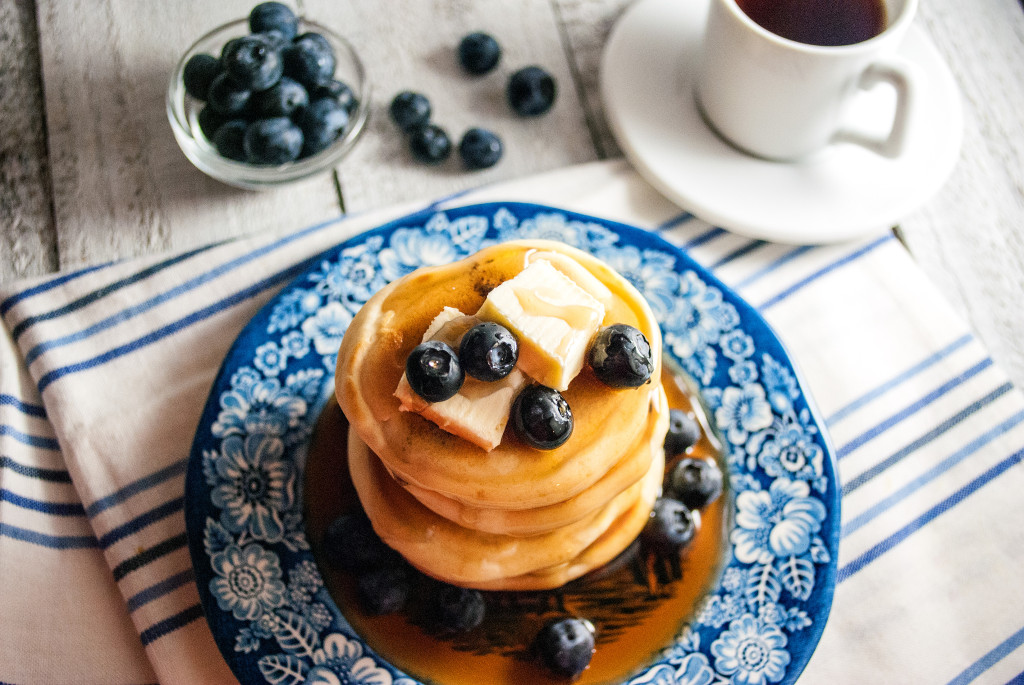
[735,0,888,46]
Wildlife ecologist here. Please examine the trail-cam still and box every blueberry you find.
[459,322,517,381]
[212,119,248,161]
[283,32,336,88]
[406,340,464,402]
[260,29,290,51]
[221,35,284,91]
[249,1,299,41]
[431,584,485,632]
[408,124,452,165]
[508,65,556,116]
[667,457,723,510]
[244,117,303,164]
[589,324,654,388]
[458,128,503,170]
[297,97,350,157]
[458,32,501,75]
[535,617,596,679]
[197,105,227,139]
[183,53,221,100]
[389,91,431,132]
[512,385,573,450]
[207,72,252,116]
[322,512,401,573]
[357,566,411,615]
[316,79,358,114]
[641,497,698,554]
[255,76,309,118]
[664,408,701,457]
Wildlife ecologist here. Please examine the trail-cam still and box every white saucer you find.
[600,0,963,244]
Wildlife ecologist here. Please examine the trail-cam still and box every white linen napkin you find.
[2,160,1023,685]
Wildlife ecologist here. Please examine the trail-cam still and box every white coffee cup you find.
[695,0,919,161]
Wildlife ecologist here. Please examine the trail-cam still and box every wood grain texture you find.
[899,0,1024,389]
[0,0,58,285]
[303,0,599,213]
[34,0,341,273]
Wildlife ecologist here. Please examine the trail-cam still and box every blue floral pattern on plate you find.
[185,202,839,685]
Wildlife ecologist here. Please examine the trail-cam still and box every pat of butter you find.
[476,259,604,391]
[395,307,526,451]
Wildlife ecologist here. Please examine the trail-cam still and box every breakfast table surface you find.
[3,2,1024,684]
[2,0,1023,389]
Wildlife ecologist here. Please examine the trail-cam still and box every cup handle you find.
[834,57,918,158]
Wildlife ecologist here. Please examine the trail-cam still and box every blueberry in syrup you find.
[667,457,724,510]
[641,497,698,555]
[249,1,299,41]
[322,512,400,573]
[588,323,654,388]
[457,32,501,75]
[507,65,557,116]
[458,127,503,170]
[512,385,573,450]
[664,408,701,457]
[183,53,221,100]
[408,123,452,165]
[357,565,412,616]
[389,91,432,132]
[535,617,596,679]
[406,340,464,402]
[221,34,284,91]
[459,322,517,381]
[431,584,486,632]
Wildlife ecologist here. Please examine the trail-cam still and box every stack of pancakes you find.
[336,240,669,590]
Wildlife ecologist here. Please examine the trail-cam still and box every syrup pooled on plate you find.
[305,363,730,685]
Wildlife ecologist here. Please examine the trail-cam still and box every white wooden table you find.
[2,0,1022,389]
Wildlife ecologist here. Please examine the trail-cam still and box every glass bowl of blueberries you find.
[167,2,369,190]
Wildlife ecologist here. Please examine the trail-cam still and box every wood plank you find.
[34,0,342,273]
[0,0,58,286]
[303,0,599,212]
[898,0,1024,389]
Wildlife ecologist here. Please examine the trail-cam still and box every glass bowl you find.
[166,17,370,190]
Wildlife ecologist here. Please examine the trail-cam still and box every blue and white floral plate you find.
[185,202,840,685]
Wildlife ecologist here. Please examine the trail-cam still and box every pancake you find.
[348,429,665,588]
[402,387,669,536]
[335,240,663,510]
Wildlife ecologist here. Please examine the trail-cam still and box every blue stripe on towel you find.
[0,262,114,317]
[36,254,321,392]
[655,212,695,231]
[1004,671,1024,685]
[112,532,188,581]
[827,334,974,425]
[126,568,195,613]
[139,603,205,646]
[0,488,85,516]
[945,623,1024,685]
[758,235,891,311]
[23,216,342,367]
[86,458,187,517]
[0,425,60,450]
[838,445,1024,582]
[10,244,222,342]
[836,358,994,459]
[98,497,185,549]
[842,383,1014,496]
[679,227,727,250]
[843,409,1024,537]
[0,521,98,549]
[0,393,47,418]
[0,455,71,482]
[708,240,767,270]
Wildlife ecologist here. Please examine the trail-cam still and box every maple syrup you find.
[305,364,730,685]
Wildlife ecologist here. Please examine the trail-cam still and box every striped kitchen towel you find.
[2,160,1023,684]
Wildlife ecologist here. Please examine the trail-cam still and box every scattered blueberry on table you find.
[408,123,453,165]
[458,31,502,75]
[508,65,557,116]
[459,127,504,170]
[389,91,432,132]
[181,2,359,165]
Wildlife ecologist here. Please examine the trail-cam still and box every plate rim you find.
[185,200,840,685]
